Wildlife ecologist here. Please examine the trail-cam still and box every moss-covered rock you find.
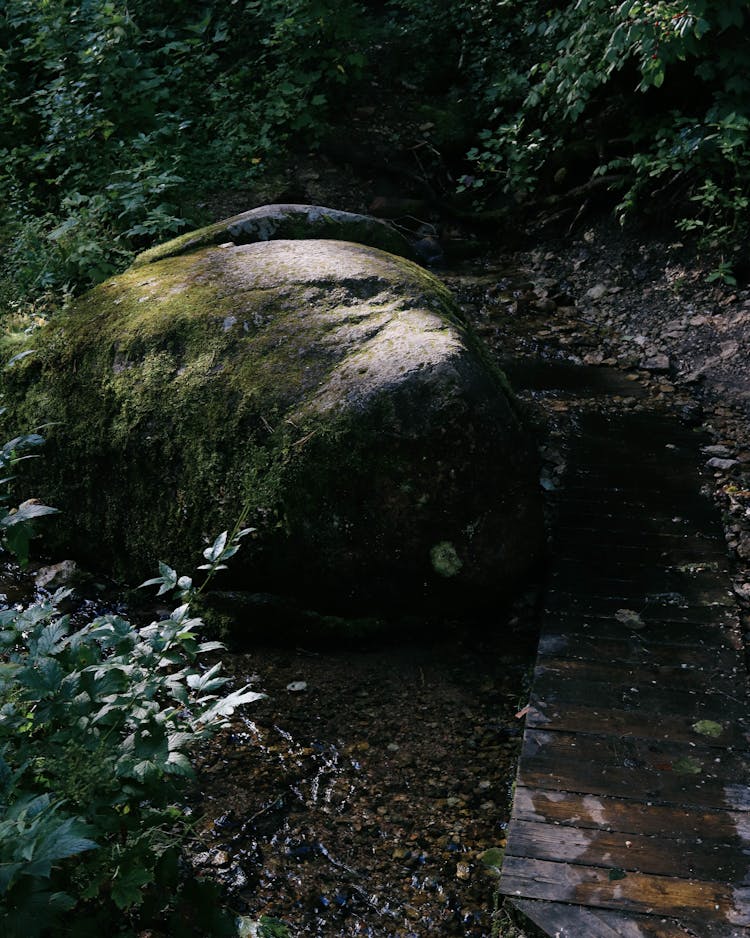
[5,238,542,615]
[134,203,415,268]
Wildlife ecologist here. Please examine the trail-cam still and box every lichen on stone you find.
[430,541,464,578]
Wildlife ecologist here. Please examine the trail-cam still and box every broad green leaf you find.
[165,751,193,776]
[0,500,59,527]
[203,530,228,563]
[111,864,154,909]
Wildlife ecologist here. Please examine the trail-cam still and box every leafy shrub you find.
[460,0,750,245]
[0,0,372,302]
[0,481,263,935]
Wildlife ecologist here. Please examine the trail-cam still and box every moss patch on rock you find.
[4,238,542,616]
[134,204,415,268]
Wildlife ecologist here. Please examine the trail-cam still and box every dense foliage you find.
[0,468,265,935]
[2,0,750,304]
[0,0,371,300]
[459,2,750,245]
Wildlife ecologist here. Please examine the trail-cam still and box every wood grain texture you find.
[501,371,750,936]
[509,898,750,937]
[501,855,750,925]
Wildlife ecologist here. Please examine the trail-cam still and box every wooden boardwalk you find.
[499,368,750,937]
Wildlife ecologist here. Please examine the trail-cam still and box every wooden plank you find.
[548,574,733,607]
[499,855,750,925]
[532,658,748,712]
[552,556,728,582]
[527,699,750,749]
[563,477,704,498]
[556,494,716,516]
[555,500,720,525]
[509,898,750,937]
[558,494,716,514]
[517,729,750,812]
[509,897,631,937]
[535,655,741,694]
[572,415,702,441]
[554,515,722,541]
[544,593,738,626]
[556,542,730,566]
[542,614,743,652]
[511,786,750,842]
[505,819,749,882]
[555,521,726,556]
[552,552,729,578]
[531,666,749,722]
[537,631,740,673]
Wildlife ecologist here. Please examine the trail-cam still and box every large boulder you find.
[5,236,543,614]
[134,203,415,268]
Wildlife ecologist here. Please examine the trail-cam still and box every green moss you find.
[430,541,464,578]
[1,238,539,611]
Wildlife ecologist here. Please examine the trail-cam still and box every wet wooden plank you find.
[532,659,749,710]
[552,545,729,585]
[505,819,748,881]
[509,898,749,937]
[504,386,750,935]
[548,574,733,607]
[500,855,750,925]
[573,414,703,441]
[553,528,724,552]
[544,592,738,625]
[537,631,740,673]
[552,554,728,581]
[554,507,720,531]
[556,541,730,566]
[562,482,716,502]
[511,786,750,843]
[517,729,750,812]
[559,495,719,524]
[588,908,750,938]
[542,614,743,652]
[527,700,749,749]
[509,898,636,937]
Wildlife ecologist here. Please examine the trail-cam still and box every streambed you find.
[191,619,537,936]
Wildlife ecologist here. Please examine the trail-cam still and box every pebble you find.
[586,283,609,300]
[34,559,79,590]
[706,457,739,470]
[642,354,671,372]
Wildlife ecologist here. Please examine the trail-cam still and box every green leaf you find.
[23,816,98,878]
[608,867,627,881]
[111,864,154,909]
[5,350,37,368]
[165,751,193,776]
[202,531,228,564]
[1,500,59,527]
[673,756,702,775]
[170,603,190,622]
[692,720,723,739]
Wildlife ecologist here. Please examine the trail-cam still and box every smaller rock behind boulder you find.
[134,203,415,268]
